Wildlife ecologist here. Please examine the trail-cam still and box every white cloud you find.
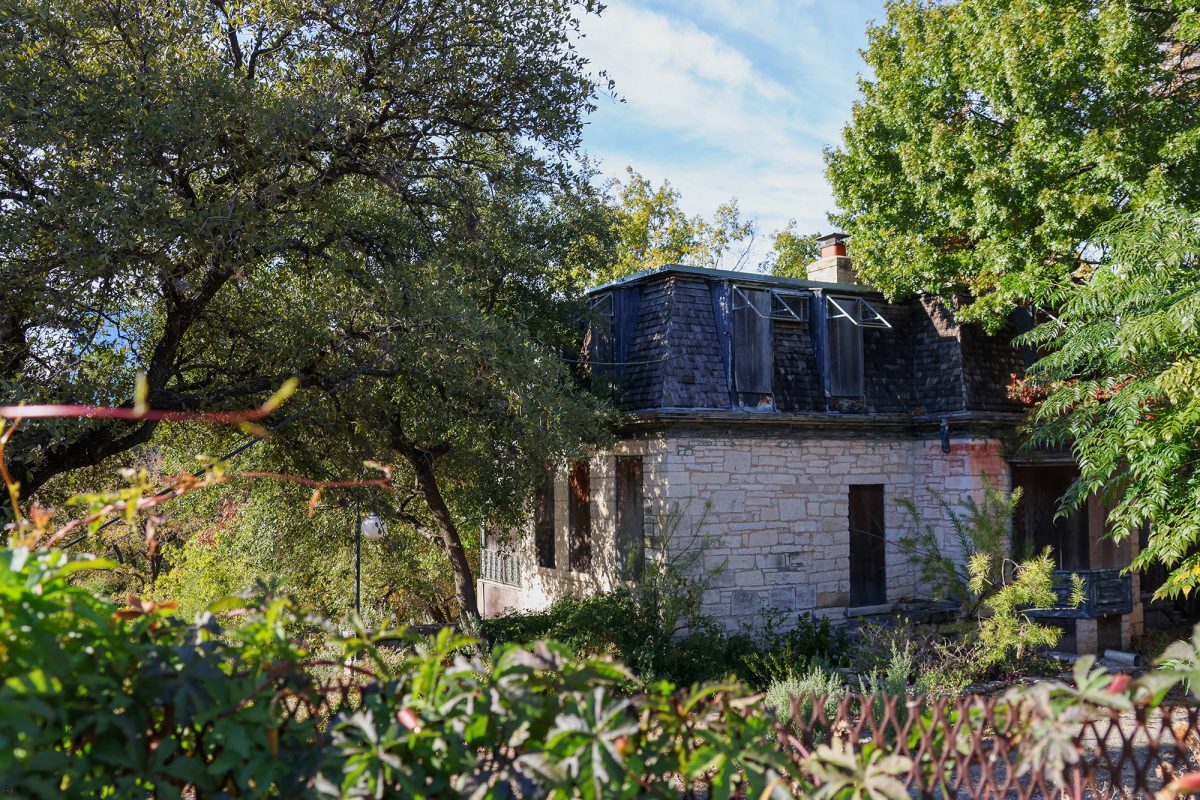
[576,2,871,267]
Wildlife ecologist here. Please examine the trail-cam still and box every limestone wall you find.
[487,430,1011,629]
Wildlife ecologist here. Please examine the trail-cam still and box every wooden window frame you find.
[825,297,865,398]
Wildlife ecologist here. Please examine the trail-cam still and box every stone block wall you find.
[487,429,1012,630]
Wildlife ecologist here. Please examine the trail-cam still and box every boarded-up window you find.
[827,297,864,397]
[733,288,773,396]
[849,484,886,606]
[615,456,645,580]
[568,461,592,572]
[534,471,556,569]
[1012,464,1089,569]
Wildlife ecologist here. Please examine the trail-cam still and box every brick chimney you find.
[807,232,858,284]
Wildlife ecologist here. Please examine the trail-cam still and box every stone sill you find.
[845,604,892,618]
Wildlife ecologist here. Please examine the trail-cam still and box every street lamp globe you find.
[361,512,386,541]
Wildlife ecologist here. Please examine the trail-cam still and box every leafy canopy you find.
[598,167,821,284]
[1020,206,1200,599]
[827,0,1200,324]
[0,0,609,497]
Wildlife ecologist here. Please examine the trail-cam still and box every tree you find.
[40,163,615,622]
[0,0,608,498]
[599,168,757,283]
[600,167,816,284]
[1018,206,1200,599]
[759,220,820,279]
[826,0,1200,324]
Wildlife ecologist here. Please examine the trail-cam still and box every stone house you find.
[478,235,1144,654]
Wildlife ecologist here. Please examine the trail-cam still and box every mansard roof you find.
[587,263,876,297]
[581,264,1027,432]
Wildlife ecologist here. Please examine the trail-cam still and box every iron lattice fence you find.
[783,693,1200,799]
[275,673,1200,798]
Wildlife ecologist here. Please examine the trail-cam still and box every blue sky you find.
[576,0,886,263]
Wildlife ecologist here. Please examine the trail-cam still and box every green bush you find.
[12,542,1200,798]
[894,481,1083,683]
[482,594,849,688]
[0,547,329,796]
[479,591,740,685]
[764,663,848,732]
[737,612,850,689]
[1,545,804,797]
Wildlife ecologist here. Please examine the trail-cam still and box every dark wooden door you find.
[1011,464,1089,569]
[849,484,887,606]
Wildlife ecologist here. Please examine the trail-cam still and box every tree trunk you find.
[392,435,480,622]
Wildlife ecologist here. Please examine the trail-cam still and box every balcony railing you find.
[1029,568,1133,619]
[480,548,521,587]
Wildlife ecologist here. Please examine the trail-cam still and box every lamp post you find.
[355,509,385,616]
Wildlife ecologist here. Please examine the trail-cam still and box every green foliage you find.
[896,478,1022,615]
[893,482,1080,685]
[765,663,848,732]
[482,592,850,691]
[736,613,851,690]
[16,540,1200,798]
[972,548,1084,669]
[806,742,913,800]
[826,0,1200,325]
[598,167,756,282]
[1021,206,1200,599]
[0,545,329,796]
[1,0,612,498]
[760,220,822,279]
[858,640,915,698]
[2,543,815,798]
[598,167,822,284]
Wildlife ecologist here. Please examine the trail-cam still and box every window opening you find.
[568,461,592,572]
[614,456,645,580]
[733,285,810,323]
[588,293,616,375]
[731,286,774,404]
[826,297,865,397]
[534,471,555,569]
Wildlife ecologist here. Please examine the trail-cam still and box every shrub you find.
[858,640,914,697]
[2,544,805,798]
[0,546,330,796]
[764,663,848,732]
[12,541,1200,798]
[737,612,851,689]
[895,477,1020,617]
[483,595,851,689]
[895,481,1083,682]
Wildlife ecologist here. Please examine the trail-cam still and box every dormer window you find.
[824,296,891,397]
[731,287,774,408]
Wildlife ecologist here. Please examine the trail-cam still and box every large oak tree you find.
[0,0,615,619]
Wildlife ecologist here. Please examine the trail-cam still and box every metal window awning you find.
[589,293,614,315]
[827,295,892,329]
[732,285,810,323]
